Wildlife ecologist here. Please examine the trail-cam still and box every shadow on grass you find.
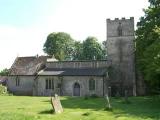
[111,96,160,119]
[39,109,54,114]
[40,96,160,119]
[82,112,91,116]
[42,97,105,111]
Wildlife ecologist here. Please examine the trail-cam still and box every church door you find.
[73,83,80,96]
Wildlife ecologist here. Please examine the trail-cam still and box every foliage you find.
[72,41,83,60]
[90,94,99,98]
[136,0,160,89]
[43,33,106,60]
[43,32,74,60]
[0,85,8,95]
[0,96,160,120]
[0,68,10,76]
[82,37,106,60]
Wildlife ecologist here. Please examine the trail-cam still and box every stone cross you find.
[51,94,63,114]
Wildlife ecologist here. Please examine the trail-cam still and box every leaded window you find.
[46,78,54,90]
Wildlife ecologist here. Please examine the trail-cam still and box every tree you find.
[82,36,105,60]
[72,41,83,60]
[0,68,10,76]
[43,32,74,60]
[136,0,160,89]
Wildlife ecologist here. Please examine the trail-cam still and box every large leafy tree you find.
[43,32,74,60]
[72,41,83,60]
[0,68,10,76]
[136,0,160,89]
[82,36,105,60]
[43,32,106,60]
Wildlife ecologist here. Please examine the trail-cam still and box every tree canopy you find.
[43,33,106,61]
[82,37,106,60]
[136,0,160,89]
[43,32,74,60]
[0,68,10,76]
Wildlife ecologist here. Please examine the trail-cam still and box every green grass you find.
[0,96,160,120]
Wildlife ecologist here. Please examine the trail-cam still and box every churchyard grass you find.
[0,95,160,120]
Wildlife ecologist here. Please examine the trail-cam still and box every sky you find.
[0,0,149,70]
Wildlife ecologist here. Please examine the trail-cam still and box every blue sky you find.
[0,0,60,26]
[0,0,149,70]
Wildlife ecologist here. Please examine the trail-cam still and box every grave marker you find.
[51,94,63,114]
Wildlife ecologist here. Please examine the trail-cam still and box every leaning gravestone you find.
[51,94,63,114]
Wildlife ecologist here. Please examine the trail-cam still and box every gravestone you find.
[105,94,112,110]
[51,94,63,114]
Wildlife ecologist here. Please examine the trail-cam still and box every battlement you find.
[107,17,134,37]
[107,17,134,22]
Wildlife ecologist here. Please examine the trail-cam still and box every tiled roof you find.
[0,76,7,81]
[38,68,107,76]
[10,56,50,75]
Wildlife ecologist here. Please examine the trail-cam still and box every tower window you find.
[117,22,122,36]
[89,78,95,91]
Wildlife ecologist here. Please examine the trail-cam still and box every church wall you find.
[36,76,61,96]
[7,76,34,95]
[46,61,109,69]
[62,76,104,96]
[37,76,104,97]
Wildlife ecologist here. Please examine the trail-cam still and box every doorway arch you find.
[73,82,80,96]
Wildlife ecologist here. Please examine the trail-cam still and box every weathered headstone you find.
[105,94,112,110]
[51,94,63,114]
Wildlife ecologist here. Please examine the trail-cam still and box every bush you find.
[84,94,89,100]
[90,94,99,98]
[0,85,9,95]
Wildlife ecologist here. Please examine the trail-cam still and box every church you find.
[7,17,137,97]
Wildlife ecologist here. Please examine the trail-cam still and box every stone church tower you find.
[106,17,136,96]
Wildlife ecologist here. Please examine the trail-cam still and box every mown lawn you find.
[0,96,160,120]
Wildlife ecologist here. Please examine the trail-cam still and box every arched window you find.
[89,79,95,91]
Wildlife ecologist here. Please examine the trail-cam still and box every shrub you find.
[90,94,99,98]
[84,94,89,100]
[0,85,9,95]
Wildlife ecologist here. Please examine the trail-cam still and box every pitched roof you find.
[0,76,7,82]
[10,56,50,75]
[38,68,107,76]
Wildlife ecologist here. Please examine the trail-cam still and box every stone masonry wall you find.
[106,17,136,96]
[46,60,109,69]
[7,76,34,95]
[37,76,104,97]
